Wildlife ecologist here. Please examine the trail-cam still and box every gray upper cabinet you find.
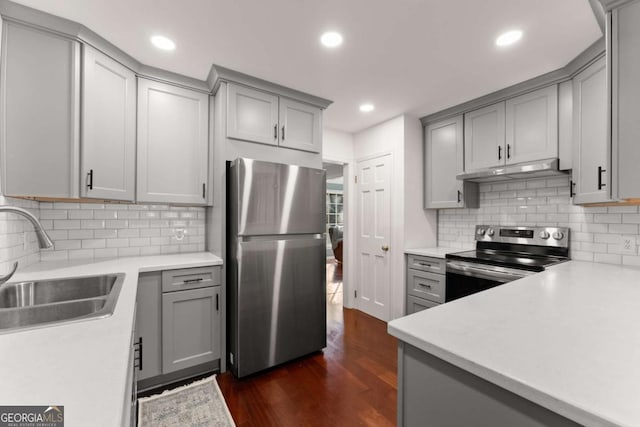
[226,82,322,153]
[81,45,136,201]
[464,86,559,173]
[424,115,478,209]
[572,56,609,204]
[464,102,506,171]
[227,84,279,146]
[0,22,80,198]
[137,78,210,205]
[279,97,322,153]
[505,85,558,164]
[611,0,640,200]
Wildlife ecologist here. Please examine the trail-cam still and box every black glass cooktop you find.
[446,249,567,272]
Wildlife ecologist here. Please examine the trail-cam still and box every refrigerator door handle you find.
[240,234,324,242]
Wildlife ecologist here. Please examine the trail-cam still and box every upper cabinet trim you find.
[208,64,333,110]
[420,38,606,126]
[0,0,331,105]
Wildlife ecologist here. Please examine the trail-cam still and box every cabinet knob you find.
[381,245,389,252]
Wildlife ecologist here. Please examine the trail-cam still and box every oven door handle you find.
[446,261,530,283]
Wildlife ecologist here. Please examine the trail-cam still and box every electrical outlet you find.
[621,235,637,255]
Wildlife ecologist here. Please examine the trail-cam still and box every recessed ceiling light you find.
[359,103,374,113]
[151,35,176,51]
[320,31,343,48]
[495,30,523,47]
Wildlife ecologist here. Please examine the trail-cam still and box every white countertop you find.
[388,261,640,427]
[405,246,468,258]
[0,253,222,427]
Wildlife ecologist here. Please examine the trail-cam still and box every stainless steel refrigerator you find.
[228,158,327,377]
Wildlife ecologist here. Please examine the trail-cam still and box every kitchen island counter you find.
[388,260,640,427]
[0,253,223,427]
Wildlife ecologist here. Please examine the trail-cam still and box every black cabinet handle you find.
[281,126,285,141]
[457,190,462,203]
[570,180,576,198]
[274,124,278,139]
[134,337,143,371]
[87,169,94,190]
[498,146,502,160]
[216,293,219,311]
[598,166,606,190]
[202,183,206,198]
[183,278,204,284]
[507,144,511,159]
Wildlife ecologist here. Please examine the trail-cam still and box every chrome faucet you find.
[0,206,53,284]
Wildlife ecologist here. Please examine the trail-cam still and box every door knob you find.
[381,245,389,252]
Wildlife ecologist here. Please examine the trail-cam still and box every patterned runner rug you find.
[138,375,235,427]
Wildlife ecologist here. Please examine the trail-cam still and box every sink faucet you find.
[0,206,53,284]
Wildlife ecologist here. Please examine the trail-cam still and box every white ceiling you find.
[10,0,602,133]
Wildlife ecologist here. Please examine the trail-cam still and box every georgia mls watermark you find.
[0,406,64,427]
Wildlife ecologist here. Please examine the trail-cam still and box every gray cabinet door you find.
[162,286,220,374]
[137,78,210,204]
[81,45,136,201]
[464,102,506,171]
[424,116,465,208]
[226,83,279,146]
[278,97,322,153]
[572,56,609,204]
[406,295,438,315]
[505,85,558,164]
[0,22,80,198]
[612,1,640,200]
[135,272,162,381]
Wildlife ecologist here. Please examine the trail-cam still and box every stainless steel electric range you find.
[445,225,570,302]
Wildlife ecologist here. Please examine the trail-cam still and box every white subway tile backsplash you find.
[438,175,640,266]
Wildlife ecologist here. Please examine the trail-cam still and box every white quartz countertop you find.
[388,260,640,427]
[0,253,222,427]
[404,246,468,258]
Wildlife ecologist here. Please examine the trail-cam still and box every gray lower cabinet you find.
[162,286,221,373]
[135,272,162,381]
[398,342,581,427]
[406,254,446,314]
[135,266,221,389]
[0,21,80,198]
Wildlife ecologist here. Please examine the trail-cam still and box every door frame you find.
[322,157,351,307]
[354,151,393,321]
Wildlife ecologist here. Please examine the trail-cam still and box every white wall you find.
[403,115,437,250]
[324,128,355,162]
[352,115,437,320]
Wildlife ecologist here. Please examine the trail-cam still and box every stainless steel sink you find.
[0,275,117,308]
[0,274,123,333]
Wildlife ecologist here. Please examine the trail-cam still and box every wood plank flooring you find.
[217,260,398,426]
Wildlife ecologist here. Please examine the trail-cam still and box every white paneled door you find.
[356,154,391,321]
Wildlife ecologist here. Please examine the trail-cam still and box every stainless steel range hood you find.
[456,158,569,183]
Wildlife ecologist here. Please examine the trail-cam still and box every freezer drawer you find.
[230,237,326,377]
[231,158,326,236]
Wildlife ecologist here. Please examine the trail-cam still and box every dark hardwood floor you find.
[217,260,397,426]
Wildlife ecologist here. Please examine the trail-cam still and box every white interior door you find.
[356,154,391,321]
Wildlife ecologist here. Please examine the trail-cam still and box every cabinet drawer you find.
[162,266,220,292]
[406,255,445,274]
[407,295,439,315]
[407,269,445,303]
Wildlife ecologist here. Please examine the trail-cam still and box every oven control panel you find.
[475,225,569,247]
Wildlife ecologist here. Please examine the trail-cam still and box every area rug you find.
[138,375,235,427]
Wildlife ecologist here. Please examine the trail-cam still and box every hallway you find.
[217,261,397,426]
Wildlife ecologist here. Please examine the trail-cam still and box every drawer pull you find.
[417,262,432,267]
[183,278,204,284]
[418,283,432,289]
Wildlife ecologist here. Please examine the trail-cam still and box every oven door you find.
[445,260,534,302]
